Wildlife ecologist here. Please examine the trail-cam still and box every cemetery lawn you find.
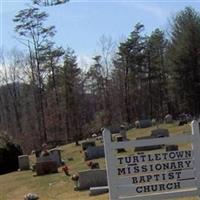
[0,122,199,200]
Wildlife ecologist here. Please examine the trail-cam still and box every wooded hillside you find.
[0,6,200,152]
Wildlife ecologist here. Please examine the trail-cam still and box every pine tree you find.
[168,7,200,115]
[62,48,82,145]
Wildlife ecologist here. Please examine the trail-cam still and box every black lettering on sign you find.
[170,162,178,170]
[174,182,181,189]
[118,157,123,164]
[176,171,182,179]
[131,171,182,184]
[132,177,138,184]
[136,186,142,193]
[140,155,146,162]
[154,174,160,181]
[135,182,181,194]
[141,165,148,172]
[133,165,139,173]
[155,163,162,170]
[155,153,162,161]
[148,154,154,162]
[163,152,168,160]
[185,160,192,168]
[161,173,167,181]
[140,176,146,183]
[118,168,126,175]
[133,155,139,163]
[162,162,170,170]
[159,183,166,191]
[168,172,175,180]
[151,185,157,191]
[166,183,173,190]
[117,150,192,165]
[143,185,151,193]
[118,160,192,176]
[125,157,131,164]
[169,152,176,159]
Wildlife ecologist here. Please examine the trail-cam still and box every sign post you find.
[103,120,200,200]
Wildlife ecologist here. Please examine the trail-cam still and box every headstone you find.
[49,149,62,166]
[84,146,105,161]
[75,169,107,190]
[135,120,152,128]
[139,119,152,128]
[18,155,30,170]
[120,125,127,140]
[152,118,156,126]
[81,141,96,151]
[135,120,140,128]
[151,128,169,138]
[178,120,187,126]
[92,133,97,138]
[166,145,179,151]
[89,186,109,196]
[164,114,173,123]
[35,161,58,175]
[31,164,36,172]
[135,136,162,151]
[36,148,62,167]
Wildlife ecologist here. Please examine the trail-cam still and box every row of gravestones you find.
[82,128,176,158]
[134,114,174,128]
[82,126,128,160]
[135,128,178,152]
[18,148,62,176]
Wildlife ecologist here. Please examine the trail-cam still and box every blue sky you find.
[1,0,200,63]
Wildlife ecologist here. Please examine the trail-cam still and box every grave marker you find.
[84,145,104,161]
[18,155,30,170]
[103,120,200,200]
[74,169,107,190]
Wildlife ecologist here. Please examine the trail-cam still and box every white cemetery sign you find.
[103,120,200,200]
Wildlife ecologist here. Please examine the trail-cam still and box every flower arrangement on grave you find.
[86,161,100,169]
[24,193,39,200]
[62,165,70,176]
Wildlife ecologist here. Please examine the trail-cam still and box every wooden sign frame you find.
[103,120,200,200]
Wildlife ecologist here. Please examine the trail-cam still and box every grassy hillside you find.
[0,122,199,200]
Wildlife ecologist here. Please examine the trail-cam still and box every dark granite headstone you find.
[134,136,162,152]
[35,161,58,175]
[81,141,96,151]
[151,128,169,138]
[75,169,107,190]
[166,145,179,151]
[84,146,104,161]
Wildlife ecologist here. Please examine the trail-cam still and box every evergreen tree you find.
[144,29,168,118]
[62,48,82,145]
[113,23,145,122]
[168,7,200,115]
